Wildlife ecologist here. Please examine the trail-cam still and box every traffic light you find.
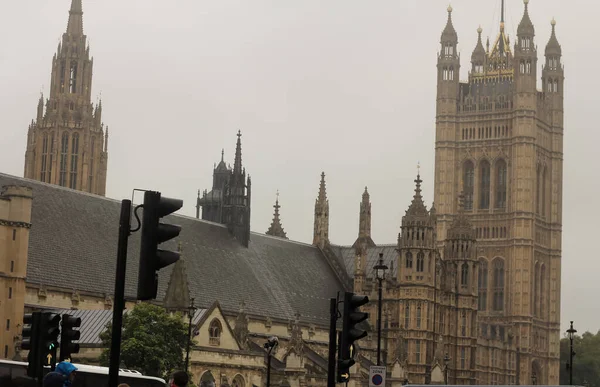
[22,312,41,378]
[137,190,183,300]
[337,292,369,383]
[60,314,81,361]
[39,313,61,369]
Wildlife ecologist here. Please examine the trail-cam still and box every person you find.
[169,371,189,387]
[42,372,66,387]
[54,362,78,386]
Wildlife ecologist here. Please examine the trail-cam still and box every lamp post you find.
[184,298,197,373]
[374,253,388,366]
[444,353,450,385]
[566,321,577,385]
[264,336,279,387]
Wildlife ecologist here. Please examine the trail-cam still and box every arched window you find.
[69,62,78,93]
[416,305,422,328]
[542,166,547,217]
[479,160,491,209]
[404,304,410,328]
[40,133,49,182]
[232,375,245,387]
[463,161,475,210]
[48,132,55,182]
[59,132,69,187]
[89,137,95,192]
[200,371,216,387]
[496,159,507,208]
[536,165,541,214]
[416,252,425,272]
[461,263,469,287]
[533,262,540,317]
[69,133,79,189]
[405,252,413,269]
[208,319,222,346]
[478,259,488,311]
[492,259,505,311]
[540,264,546,317]
[461,312,467,336]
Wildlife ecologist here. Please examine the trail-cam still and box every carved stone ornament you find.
[38,285,47,299]
[288,312,304,357]
[71,290,80,305]
[265,317,272,330]
[233,301,250,349]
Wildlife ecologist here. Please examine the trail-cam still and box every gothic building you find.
[433,0,562,383]
[196,131,251,247]
[23,0,108,196]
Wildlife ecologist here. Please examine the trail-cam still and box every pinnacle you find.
[266,191,288,239]
[66,0,84,36]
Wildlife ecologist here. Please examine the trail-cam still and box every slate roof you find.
[332,244,399,279]
[0,173,345,326]
[47,308,208,345]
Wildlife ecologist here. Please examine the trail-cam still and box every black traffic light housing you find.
[22,312,41,378]
[39,313,61,368]
[137,190,183,300]
[337,292,369,383]
[60,314,81,361]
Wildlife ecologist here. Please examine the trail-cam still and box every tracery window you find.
[416,252,425,272]
[492,259,505,311]
[406,252,413,269]
[59,132,69,186]
[479,160,491,209]
[478,259,488,311]
[461,263,469,287]
[463,161,475,210]
[496,159,507,208]
[208,319,222,346]
[69,133,79,189]
[40,133,49,182]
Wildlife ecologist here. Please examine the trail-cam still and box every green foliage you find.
[99,303,191,379]
[560,330,600,387]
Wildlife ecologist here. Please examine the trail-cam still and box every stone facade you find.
[23,0,108,196]
[0,186,33,360]
[433,1,562,384]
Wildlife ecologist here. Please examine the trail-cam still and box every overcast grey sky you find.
[0,0,595,334]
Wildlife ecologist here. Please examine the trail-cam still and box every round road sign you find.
[372,374,383,386]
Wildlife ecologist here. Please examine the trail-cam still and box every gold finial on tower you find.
[551,17,556,26]
[447,4,453,13]
[417,161,421,176]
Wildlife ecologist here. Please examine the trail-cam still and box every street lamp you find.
[444,353,450,385]
[264,336,279,387]
[185,298,197,373]
[374,253,388,366]
[566,321,577,385]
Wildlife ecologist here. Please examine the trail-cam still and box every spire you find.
[352,186,376,249]
[313,172,330,247]
[221,148,225,162]
[545,18,562,56]
[233,130,243,174]
[266,190,288,239]
[472,26,486,62]
[441,5,458,43]
[163,242,191,312]
[37,93,44,122]
[517,0,535,37]
[317,172,327,204]
[403,169,430,224]
[66,0,84,36]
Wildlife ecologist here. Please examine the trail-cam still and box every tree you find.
[99,303,190,379]
[560,330,600,387]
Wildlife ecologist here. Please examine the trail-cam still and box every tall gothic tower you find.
[433,1,563,384]
[23,0,108,196]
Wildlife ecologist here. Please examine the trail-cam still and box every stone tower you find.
[312,172,329,248]
[433,1,563,384]
[352,187,375,294]
[23,0,108,196]
[197,131,251,247]
[265,191,288,239]
[396,173,438,384]
[0,185,33,360]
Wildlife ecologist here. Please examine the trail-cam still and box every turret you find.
[36,93,44,122]
[514,0,537,94]
[471,27,486,75]
[543,19,564,105]
[266,191,288,239]
[437,6,460,105]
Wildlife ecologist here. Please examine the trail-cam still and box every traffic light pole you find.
[108,199,132,387]
[327,297,337,387]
